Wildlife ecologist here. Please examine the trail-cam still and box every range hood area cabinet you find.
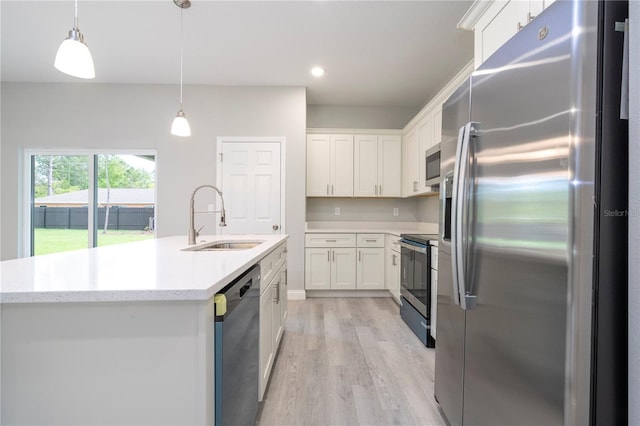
[306,131,402,198]
[401,59,474,197]
[403,104,442,197]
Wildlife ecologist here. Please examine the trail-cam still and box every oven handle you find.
[399,241,427,254]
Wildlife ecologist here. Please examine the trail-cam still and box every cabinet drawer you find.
[357,234,384,248]
[431,246,438,270]
[273,242,287,272]
[260,242,287,294]
[305,233,356,247]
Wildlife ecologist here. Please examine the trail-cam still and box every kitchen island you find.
[0,234,288,425]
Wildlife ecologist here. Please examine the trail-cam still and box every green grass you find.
[34,228,154,256]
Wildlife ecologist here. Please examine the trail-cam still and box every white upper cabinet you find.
[402,129,419,196]
[354,134,379,197]
[306,134,331,196]
[378,135,402,197]
[462,0,558,68]
[404,104,443,196]
[354,134,401,197]
[332,135,356,196]
[306,134,353,197]
[433,108,443,145]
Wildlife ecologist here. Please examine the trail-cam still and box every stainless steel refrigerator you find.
[434,1,628,425]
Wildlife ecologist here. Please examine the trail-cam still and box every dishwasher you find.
[214,265,261,426]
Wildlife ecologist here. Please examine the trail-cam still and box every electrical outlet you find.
[335,207,341,216]
[393,208,399,217]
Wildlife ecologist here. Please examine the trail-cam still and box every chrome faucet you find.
[188,184,227,245]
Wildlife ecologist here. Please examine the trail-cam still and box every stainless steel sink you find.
[182,240,263,251]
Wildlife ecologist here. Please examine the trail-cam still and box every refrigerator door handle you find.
[451,125,466,308]
[453,122,478,310]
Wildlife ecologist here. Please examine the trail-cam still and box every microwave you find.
[425,144,441,189]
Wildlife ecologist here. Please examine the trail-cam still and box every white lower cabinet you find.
[305,247,356,290]
[356,248,385,289]
[385,234,401,303]
[259,284,274,400]
[278,268,287,344]
[305,233,385,291]
[259,242,287,401]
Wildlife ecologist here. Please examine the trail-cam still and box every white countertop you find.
[0,235,288,304]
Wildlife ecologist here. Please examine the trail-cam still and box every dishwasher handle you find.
[215,265,260,321]
[239,283,251,298]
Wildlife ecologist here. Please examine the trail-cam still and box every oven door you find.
[400,240,430,318]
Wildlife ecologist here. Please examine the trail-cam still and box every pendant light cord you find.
[179,7,184,109]
[74,0,79,29]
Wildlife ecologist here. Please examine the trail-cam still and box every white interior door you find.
[220,141,282,235]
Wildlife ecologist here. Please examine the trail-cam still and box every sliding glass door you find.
[29,152,156,256]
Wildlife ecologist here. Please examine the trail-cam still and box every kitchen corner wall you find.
[0,83,307,293]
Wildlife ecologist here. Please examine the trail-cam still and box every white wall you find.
[0,83,307,292]
[629,1,639,423]
[416,196,439,224]
[307,105,418,129]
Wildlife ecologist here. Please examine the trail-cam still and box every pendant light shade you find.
[171,110,191,137]
[54,0,95,79]
[170,2,191,137]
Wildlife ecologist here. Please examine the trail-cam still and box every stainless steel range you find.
[399,233,438,347]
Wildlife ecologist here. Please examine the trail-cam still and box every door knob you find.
[273,225,279,231]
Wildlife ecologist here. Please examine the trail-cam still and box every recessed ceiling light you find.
[311,67,325,77]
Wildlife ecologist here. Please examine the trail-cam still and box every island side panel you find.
[1,299,215,426]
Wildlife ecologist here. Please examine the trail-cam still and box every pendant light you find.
[54,0,95,79]
[171,0,192,137]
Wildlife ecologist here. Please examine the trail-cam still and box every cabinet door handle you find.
[273,282,280,303]
[359,251,362,262]
[379,185,383,195]
[326,239,337,242]
[365,239,377,243]
[327,251,330,262]
[327,184,330,195]
[375,185,378,196]
[392,254,397,266]
[333,251,335,262]
[332,184,334,195]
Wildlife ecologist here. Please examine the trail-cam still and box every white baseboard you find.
[305,290,392,298]
[287,289,307,300]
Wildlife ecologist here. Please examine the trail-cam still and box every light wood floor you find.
[257,297,447,426]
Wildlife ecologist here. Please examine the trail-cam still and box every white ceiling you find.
[1,1,474,108]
